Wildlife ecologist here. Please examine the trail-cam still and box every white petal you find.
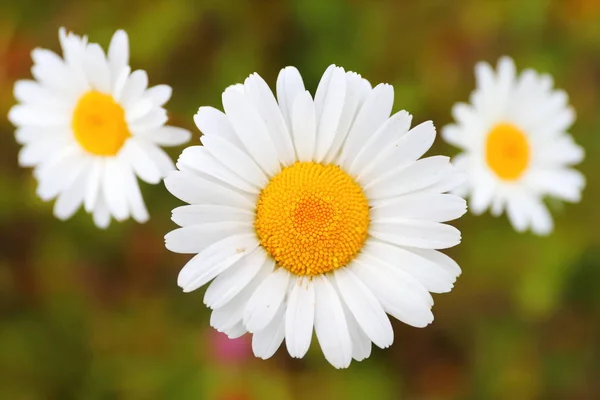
[53,161,90,220]
[324,72,372,164]
[365,156,450,200]
[352,256,434,328]
[333,268,393,349]
[201,134,269,189]
[9,104,69,127]
[84,43,111,93]
[194,106,244,148]
[526,168,585,203]
[177,234,259,292]
[244,73,296,166]
[342,303,372,362]
[313,274,352,369]
[349,110,413,177]
[204,247,271,309]
[165,222,254,254]
[35,150,85,201]
[119,139,162,184]
[371,193,467,223]
[369,219,461,249]
[119,70,148,109]
[18,137,73,167]
[141,126,191,147]
[243,267,291,333]
[164,170,255,208]
[102,158,130,221]
[125,98,153,122]
[92,196,111,229]
[314,66,346,162]
[338,83,394,166]
[107,30,129,88]
[84,160,103,212]
[131,140,175,176]
[222,88,280,176]
[285,277,315,358]
[276,66,305,130]
[171,204,254,227]
[121,163,149,223]
[210,265,270,333]
[252,302,286,360]
[291,91,316,162]
[146,84,172,106]
[176,146,259,193]
[363,240,459,293]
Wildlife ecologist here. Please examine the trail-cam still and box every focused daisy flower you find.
[8,28,190,228]
[442,56,585,235]
[165,65,466,368]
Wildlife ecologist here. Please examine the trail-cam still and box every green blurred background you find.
[1,0,600,399]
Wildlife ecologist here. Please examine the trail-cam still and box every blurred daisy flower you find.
[443,56,585,235]
[9,28,191,228]
[165,65,466,368]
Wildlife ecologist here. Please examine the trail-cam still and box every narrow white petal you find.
[171,204,254,227]
[146,84,172,106]
[252,303,286,360]
[333,268,393,349]
[352,257,434,328]
[222,88,280,176]
[132,139,175,176]
[92,196,111,229]
[204,247,271,309]
[349,110,413,176]
[363,240,459,294]
[164,170,255,208]
[285,277,315,358]
[119,70,148,109]
[165,222,254,254]
[84,44,111,93]
[201,135,269,188]
[313,274,352,369]
[107,30,129,87]
[243,268,291,333]
[120,162,149,223]
[53,162,90,220]
[176,146,259,193]
[244,73,296,166]
[339,83,394,165]
[314,66,346,162]
[276,66,305,131]
[84,160,103,212]
[194,106,244,148]
[369,219,461,249]
[371,193,467,223]
[342,303,372,362]
[119,140,162,184]
[365,156,450,200]
[177,234,259,292]
[102,159,130,221]
[291,91,316,162]
[141,126,191,147]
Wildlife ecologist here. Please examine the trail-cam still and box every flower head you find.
[443,56,585,235]
[165,65,465,368]
[9,28,191,228]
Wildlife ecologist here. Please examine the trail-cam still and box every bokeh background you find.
[1,0,600,399]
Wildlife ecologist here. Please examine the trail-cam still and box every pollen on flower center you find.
[255,162,370,276]
[485,123,530,180]
[72,91,130,156]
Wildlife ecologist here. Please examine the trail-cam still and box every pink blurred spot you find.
[209,329,252,364]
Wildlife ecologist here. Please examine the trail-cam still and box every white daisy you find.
[9,27,191,228]
[165,65,466,368]
[442,56,585,235]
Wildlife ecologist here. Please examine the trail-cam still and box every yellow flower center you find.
[72,91,130,156]
[485,123,530,180]
[255,162,370,276]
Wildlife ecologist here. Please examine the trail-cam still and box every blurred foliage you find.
[1,0,600,399]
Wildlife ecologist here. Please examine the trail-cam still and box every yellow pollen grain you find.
[485,123,530,181]
[72,91,130,156]
[255,162,370,276]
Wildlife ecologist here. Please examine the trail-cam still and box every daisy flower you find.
[442,56,585,235]
[9,27,191,228]
[165,65,466,368]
